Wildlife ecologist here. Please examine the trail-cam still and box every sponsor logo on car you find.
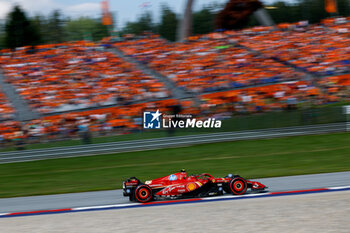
[187,182,196,191]
[162,186,176,194]
[168,174,177,181]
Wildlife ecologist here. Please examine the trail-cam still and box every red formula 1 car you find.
[123,170,267,203]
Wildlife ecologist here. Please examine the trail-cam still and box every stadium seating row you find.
[0,86,15,121]
[0,41,169,114]
[200,75,350,115]
[238,22,350,76]
[114,35,305,93]
[0,99,192,140]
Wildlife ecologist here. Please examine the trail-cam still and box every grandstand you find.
[238,24,350,76]
[114,34,305,93]
[0,15,349,145]
[0,42,170,114]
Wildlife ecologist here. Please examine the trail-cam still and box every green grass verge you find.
[0,132,349,198]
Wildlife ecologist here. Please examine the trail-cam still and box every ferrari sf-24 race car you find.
[123,170,267,203]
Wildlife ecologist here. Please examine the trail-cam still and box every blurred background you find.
[0,0,348,150]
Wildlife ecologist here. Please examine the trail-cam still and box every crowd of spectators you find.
[237,18,350,76]
[200,75,350,116]
[0,18,349,147]
[1,72,348,145]
[111,17,350,119]
[322,17,350,38]
[0,99,198,144]
[0,86,15,120]
[114,34,305,94]
[0,41,169,114]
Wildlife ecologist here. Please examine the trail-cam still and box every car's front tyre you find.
[229,177,247,195]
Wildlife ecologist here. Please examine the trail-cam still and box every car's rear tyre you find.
[134,185,153,203]
[229,177,247,195]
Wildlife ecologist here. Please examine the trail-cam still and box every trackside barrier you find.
[0,122,347,164]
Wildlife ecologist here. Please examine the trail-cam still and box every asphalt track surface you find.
[1,171,349,214]
[0,122,348,164]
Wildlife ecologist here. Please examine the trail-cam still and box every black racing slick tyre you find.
[134,185,153,203]
[229,177,247,195]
